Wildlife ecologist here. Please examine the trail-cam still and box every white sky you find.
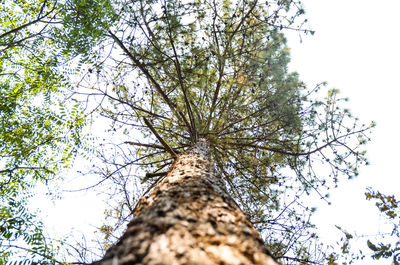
[31,0,400,264]
[286,0,400,264]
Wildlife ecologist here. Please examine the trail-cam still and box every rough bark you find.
[92,139,281,265]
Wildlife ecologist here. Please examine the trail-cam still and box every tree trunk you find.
[93,139,281,265]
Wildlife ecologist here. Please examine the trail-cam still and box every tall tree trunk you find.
[93,139,281,265]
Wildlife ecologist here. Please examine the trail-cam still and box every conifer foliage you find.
[59,0,373,263]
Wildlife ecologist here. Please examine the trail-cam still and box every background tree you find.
[56,0,373,263]
[326,189,400,265]
[365,189,400,264]
[0,0,85,263]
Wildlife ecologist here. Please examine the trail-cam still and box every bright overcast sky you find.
[31,1,400,264]
[286,0,400,264]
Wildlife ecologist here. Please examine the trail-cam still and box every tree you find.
[0,0,85,263]
[93,139,282,264]
[58,0,373,264]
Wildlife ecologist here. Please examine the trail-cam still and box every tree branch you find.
[164,5,197,142]
[0,0,56,40]
[108,30,193,135]
[206,0,259,131]
[143,117,177,158]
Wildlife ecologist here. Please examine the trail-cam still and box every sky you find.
[286,0,400,264]
[31,0,400,264]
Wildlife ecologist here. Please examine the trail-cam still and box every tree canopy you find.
[0,0,85,263]
[55,0,373,263]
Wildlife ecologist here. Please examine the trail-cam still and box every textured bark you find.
[93,139,281,265]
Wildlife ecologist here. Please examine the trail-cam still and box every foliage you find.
[365,189,400,264]
[0,196,68,265]
[0,0,85,263]
[58,0,373,263]
[57,0,120,57]
[325,189,400,265]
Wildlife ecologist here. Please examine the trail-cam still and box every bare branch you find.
[143,117,178,158]
[107,30,193,136]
